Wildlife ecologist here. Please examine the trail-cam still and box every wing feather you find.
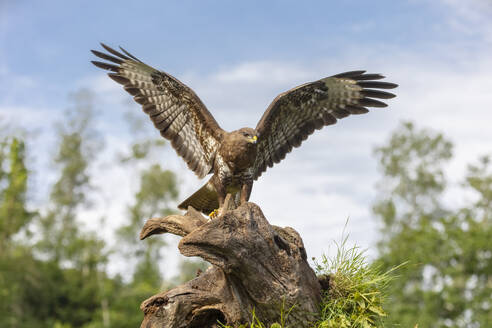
[254,71,397,179]
[91,44,225,178]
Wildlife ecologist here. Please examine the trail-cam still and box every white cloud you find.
[0,70,41,105]
[0,104,53,126]
[213,61,310,85]
[439,0,492,42]
[76,74,131,106]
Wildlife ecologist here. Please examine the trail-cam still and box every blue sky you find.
[1,0,492,277]
[2,0,483,107]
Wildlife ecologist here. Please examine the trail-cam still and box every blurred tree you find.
[117,162,178,288]
[0,133,37,328]
[29,89,111,328]
[373,122,491,328]
[0,137,32,253]
[98,112,180,327]
[36,89,102,265]
[116,111,178,285]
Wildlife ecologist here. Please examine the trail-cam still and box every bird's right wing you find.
[91,44,225,178]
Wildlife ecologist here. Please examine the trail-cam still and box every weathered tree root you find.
[139,199,321,328]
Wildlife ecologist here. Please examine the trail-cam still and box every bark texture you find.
[139,198,321,328]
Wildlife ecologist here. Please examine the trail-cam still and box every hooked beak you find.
[249,135,258,144]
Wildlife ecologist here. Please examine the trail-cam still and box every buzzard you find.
[91,44,397,215]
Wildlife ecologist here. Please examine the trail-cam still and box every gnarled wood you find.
[140,206,207,239]
[139,201,321,328]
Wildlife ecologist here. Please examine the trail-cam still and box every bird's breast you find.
[220,143,257,170]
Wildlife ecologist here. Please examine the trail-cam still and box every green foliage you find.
[312,237,399,328]
[119,139,167,162]
[373,121,453,232]
[0,137,33,252]
[373,121,492,327]
[0,246,113,328]
[466,155,492,212]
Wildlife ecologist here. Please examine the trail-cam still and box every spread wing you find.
[91,43,225,178]
[254,70,397,179]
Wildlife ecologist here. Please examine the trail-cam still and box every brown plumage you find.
[91,44,398,214]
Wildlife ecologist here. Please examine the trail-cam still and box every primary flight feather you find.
[91,43,398,215]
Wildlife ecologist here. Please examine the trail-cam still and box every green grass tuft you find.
[312,235,402,328]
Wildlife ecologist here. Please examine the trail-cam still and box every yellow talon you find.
[209,209,219,218]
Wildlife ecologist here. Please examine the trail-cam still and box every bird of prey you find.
[91,44,397,216]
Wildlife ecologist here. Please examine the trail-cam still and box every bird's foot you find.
[209,209,220,219]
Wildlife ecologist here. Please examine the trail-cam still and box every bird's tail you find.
[178,180,219,215]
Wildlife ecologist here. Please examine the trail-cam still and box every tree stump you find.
[139,197,321,327]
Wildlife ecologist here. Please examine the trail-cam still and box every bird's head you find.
[235,127,258,145]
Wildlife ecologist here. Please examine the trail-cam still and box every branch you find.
[140,206,208,239]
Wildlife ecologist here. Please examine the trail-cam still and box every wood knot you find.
[274,234,291,255]
[142,296,169,315]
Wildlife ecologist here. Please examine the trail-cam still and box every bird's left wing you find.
[253,70,397,179]
[91,44,225,178]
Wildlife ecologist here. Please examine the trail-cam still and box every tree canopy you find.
[373,122,491,327]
